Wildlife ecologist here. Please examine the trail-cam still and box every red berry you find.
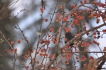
[17,40,21,44]
[11,41,14,45]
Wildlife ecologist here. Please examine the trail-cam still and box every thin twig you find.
[0,31,28,70]
[0,31,13,49]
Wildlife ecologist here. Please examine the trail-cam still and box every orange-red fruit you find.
[44,19,48,22]
[65,61,69,64]
[10,49,13,54]
[83,64,86,67]
[40,7,44,13]
[36,61,39,64]
[84,0,87,3]
[93,1,97,5]
[4,50,7,53]
[11,41,14,45]
[58,5,62,9]
[89,14,94,19]
[71,24,74,28]
[64,27,70,33]
[55,19,59,22]
[36,51,39,54]
[98,3,103,7]
[71,4,75,8]
[93,32,96,35]
[17,40,21,44]
[76,56,79,59]
[102,29,106,32]
[26,66,29,69]
[50,28,54,32]
[81,56,86,61]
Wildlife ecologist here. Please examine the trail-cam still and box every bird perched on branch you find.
[65,32,74,47]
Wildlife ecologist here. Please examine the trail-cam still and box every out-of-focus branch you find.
[0,31,13,49]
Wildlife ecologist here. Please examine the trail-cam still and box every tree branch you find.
[45,23,106,70]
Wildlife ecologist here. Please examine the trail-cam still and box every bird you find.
[65,32,74,47]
